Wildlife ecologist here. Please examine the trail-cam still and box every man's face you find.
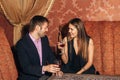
[37,22,48,37]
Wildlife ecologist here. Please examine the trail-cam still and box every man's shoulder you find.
[16,34,30,45]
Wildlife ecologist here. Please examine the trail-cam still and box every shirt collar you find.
[29,33,41,43]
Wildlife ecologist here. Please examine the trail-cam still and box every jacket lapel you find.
[25,34,41,65]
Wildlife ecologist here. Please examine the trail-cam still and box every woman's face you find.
[68,24,78,38]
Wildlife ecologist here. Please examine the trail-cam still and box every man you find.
[15,15,62,80]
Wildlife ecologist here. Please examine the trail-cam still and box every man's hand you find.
[43,64,60,73]
[55,71,63,77]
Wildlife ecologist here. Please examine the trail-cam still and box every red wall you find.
[47,0,120,46]
[0,0,120,46]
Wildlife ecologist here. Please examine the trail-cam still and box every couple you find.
[15,15,96,80]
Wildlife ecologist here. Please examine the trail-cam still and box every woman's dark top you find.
[61,37,96,74]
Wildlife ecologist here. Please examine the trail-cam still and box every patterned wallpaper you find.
[0,0,119,75]
[46,0,120,75]
[47,0,120,46]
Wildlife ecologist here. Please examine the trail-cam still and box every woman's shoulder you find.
[88,38,94,47]
[87,35,91,40]
[86,36,93,45]
[87,36,91,42]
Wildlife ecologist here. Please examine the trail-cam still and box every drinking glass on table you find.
[53,59,61,68]
[53,59,62,77]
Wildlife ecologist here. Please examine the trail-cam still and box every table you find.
[48,73,120,80]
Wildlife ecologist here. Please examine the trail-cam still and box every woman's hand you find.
[57,41,65,50]
[55,71,63,77]
[76,71,82,74]
[76,67,86,74]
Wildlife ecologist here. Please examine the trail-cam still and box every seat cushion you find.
[0,27,18,80]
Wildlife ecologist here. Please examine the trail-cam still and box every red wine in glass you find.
[58,60,61,68]
[60,42,65,47]
[54,60,61,68]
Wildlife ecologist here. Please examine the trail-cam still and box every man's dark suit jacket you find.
[15,34,56,80]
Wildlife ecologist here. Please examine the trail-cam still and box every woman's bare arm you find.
[58,37,68,64]
[76,39,94,74]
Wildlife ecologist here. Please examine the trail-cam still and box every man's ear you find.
[36,25,41,31]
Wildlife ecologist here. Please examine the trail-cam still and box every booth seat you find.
[59,21,120,75]
[0,21,120,80]
[0,27,18,80]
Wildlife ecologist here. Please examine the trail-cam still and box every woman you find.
[58,18,96,74]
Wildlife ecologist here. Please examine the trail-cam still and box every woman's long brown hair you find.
[68,18,89,61]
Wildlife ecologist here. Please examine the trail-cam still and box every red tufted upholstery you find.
[84,21,120,75]
[0,27,18,80]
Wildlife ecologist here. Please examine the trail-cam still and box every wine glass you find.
[53,59,61,68]
[52,59,61,76]
[59,41,65,47]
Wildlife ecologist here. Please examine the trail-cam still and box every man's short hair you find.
[29,15,49,32]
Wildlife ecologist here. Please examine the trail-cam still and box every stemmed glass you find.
[53,59,61,68]
[52,59,61,76]
[59,41,65,47]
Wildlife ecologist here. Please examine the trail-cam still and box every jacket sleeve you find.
[15,40,42,77]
